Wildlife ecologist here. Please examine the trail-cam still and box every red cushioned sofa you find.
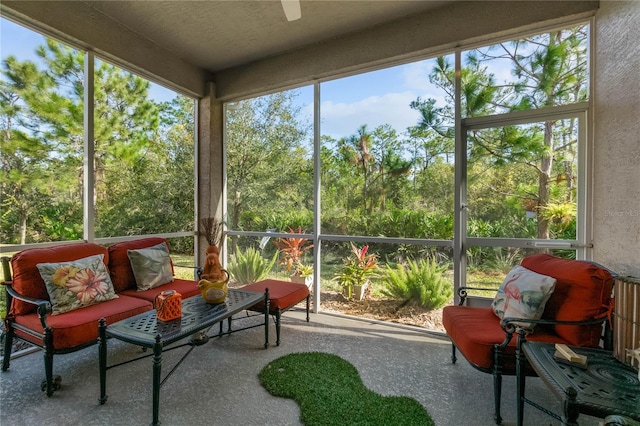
[1,237,200,396]
[442,254,614,424]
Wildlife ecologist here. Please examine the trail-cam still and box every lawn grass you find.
[259,352,435,426]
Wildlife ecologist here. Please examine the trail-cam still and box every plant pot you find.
[291,274,313,289]
[343,281,370,301]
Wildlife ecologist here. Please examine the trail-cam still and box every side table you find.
[517,341,640,426]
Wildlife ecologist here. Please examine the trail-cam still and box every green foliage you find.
[381,257,453,309]
[539,202,576,229]
[333,243,379,299]
[484,248,523,274]
[2,25,589,274]
[1,37,194,244]
[259,352,434,426]
[225,91,312,235]
[294,263,314,277]
[227,247,277,285]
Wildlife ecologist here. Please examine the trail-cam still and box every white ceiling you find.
[77,0,450,73]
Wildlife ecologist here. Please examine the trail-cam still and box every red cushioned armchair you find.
[442,254,614,424]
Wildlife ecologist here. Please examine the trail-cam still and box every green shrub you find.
[484,247,522,274]
[228,247,277,285]
[381,257,453,309]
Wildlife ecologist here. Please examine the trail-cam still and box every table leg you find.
[98,318,108,405]
[151,336,162,426]
[562,387,579,426]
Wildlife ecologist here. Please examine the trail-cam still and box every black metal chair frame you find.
[449,285,613,425]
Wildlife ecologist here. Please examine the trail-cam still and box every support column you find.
[197,82,225,268]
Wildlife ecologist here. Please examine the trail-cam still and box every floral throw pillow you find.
[491,265,557,330]
[127,242,174,291]
[37,254,118,315]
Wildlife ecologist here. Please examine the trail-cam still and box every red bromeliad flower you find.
[351,243,377,270]
[273,227,313,273]
[66,268,111,304]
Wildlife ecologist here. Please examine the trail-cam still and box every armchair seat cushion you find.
[12,295,151,351]
[443,305,570,372]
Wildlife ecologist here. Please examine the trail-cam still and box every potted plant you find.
[291,262,314,288]
[273,227,314,284]
[334,243,379,300]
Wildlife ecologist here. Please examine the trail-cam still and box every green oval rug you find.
[259,352,435,426]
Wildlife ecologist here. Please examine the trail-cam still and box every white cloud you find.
[319,92,421,139]
[402,61,434,92]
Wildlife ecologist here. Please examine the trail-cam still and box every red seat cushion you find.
[521,254,613,346]
[119,278,200,302]
[107,238,174,293]
[442,305,569,372]
[241,279,309,312]
[10,243,108,316]
[13,295,151,351]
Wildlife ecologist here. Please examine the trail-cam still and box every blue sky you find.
[1,16,449,140]
[1,18,177,103]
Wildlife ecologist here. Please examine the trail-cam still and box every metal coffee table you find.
[517,341,640,426]
[98,289,268,426]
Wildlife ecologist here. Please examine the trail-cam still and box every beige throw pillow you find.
[127,242,174,291]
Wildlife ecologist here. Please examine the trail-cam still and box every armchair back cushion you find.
[9,243,109,316]
[108,237,174,293]
[521,254,614,346]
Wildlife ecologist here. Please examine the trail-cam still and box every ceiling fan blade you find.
[281,0,301,21]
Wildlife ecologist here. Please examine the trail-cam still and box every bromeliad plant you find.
[334,243,379,299]
[273,227,314,277]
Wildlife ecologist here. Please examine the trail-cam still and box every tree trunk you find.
[536,121,554,240]
[20,210,27,245]
[230,191,241,255]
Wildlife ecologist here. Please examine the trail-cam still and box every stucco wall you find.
[593,1,640,276]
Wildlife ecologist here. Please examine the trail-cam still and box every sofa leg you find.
[493,370,503,425]
[451,344,457,364]
[305,295,310,322]
[42,327,57,397]
[2,324,13,372]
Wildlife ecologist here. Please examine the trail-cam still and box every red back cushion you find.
[9,243,108,316]
[521,254,613,347]
[108,238,173,293]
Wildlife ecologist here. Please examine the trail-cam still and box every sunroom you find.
[0,1,638,425]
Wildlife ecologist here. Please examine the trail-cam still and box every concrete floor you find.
[0,310,602,426]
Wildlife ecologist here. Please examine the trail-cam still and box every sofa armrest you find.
[457,286,498,305]
[500,315,610,347]
[4,282,52,328]
[1,256,11,282]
